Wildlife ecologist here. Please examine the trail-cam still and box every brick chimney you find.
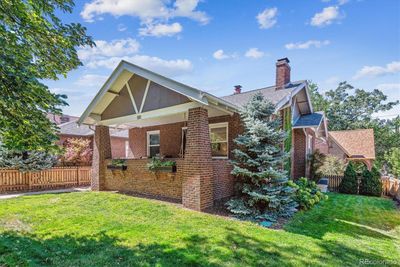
[276,58,291,90]
[234,85,242,94]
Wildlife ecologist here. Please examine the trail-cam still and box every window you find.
[147,130,160,157]
[209,122,228,158]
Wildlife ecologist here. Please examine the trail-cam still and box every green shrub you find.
[359,167,383,197]
[339,162,358,194]
[290,178,327,210]
[309,150,326,182]
[317,155,345,177]
[0,148,57,171]
[111,159,127,166]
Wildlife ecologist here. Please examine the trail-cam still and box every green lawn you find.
[0,192,399,266]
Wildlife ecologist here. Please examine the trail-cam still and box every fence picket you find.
[0,166,91,193]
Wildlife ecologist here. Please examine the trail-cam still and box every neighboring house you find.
[77,58,367,211]
[316,129,375,170]
[48,114,129,159]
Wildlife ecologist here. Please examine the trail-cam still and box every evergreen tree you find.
[339,162,358,194]
[226,93,297,223]
[359,167,383,197]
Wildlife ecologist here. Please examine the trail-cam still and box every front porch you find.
[79,61,240,211]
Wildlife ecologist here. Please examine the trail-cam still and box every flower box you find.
[152,165,177,173]
[107,165,127,171]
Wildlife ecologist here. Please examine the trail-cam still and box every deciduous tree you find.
[0,0,94,153]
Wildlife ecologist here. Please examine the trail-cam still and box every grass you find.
[0,192,399,266]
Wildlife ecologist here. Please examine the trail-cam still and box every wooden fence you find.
[0,166,91,194]
[325,175,399,197]
[381,177,400,197]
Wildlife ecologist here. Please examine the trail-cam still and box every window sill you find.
[212,156,229,160]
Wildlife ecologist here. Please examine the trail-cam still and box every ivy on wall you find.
[283,108,292,175]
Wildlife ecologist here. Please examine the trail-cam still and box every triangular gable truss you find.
[78,60,238,126]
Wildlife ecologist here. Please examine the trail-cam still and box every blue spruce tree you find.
[226,93,298,224]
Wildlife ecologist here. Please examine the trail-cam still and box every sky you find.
[45,0,400,118]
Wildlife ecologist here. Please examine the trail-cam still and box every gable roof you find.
[78,60,238,125]
[293,112,324,128]
[329,129,375,159]
[78,60,314,126]
[221,80,308,110]
[59,119,128,138]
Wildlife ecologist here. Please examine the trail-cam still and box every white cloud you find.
[78,38,140,61]
[81,0,209,25]
[78,38,193,77]
[173,0,210,25]
[139,22,182,37]
[353,61,400,79]
[245,48,265,59]
[338,0,349,5]
[75,74,108,87]
[256,7,278,29]
[285,40,330,50]
[376,83,400,91]
[84,55,193,76]
[212,49,235,60]
[310,6,341,27]
[117,23,127,31]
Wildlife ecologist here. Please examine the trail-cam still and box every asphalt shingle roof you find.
[329,129,375,159]
[293,112,324,128]
[221,80,305,107]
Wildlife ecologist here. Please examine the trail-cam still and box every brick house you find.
[48,114,129,159]
[78,58,335,211]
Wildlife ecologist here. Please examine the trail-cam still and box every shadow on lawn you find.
[284,194,400,242]
[0,228,394,266]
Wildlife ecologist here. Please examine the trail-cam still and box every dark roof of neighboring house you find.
[221,80,306,107]
[293,112,324,128]
[329,129,375,159]
[58,119,128,138]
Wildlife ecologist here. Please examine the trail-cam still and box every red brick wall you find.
[102,158,235,202]
[212,159,235,200]
[292,129,306,179]
[328,139,347,160]
[128,121,185,158]
[128,114,243,159]
[110,137,127,158]
[182,107,214,211]
[315,137,329,154]
[104,158,183,200]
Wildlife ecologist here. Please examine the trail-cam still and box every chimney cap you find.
[234,85,242,94]
[277,57,290,64]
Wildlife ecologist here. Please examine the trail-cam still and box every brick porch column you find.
[182,107,214,211]
[92,125,111,191]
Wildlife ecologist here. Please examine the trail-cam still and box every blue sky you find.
[45,0,400,118]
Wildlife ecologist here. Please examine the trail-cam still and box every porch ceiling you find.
[78,61,238,128]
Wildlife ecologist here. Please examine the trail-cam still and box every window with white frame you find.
[209,122,228,158]
[147,130,160,157]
